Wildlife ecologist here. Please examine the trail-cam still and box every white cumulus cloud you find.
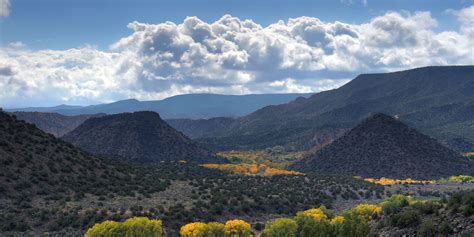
[0,0,10,17]
[1,7,473,108]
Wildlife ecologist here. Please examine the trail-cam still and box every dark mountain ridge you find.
[170,66,474,152]
[62,111,223,164]
[12,112,104,137]
[291,113,474,179]
[8,93,312,119]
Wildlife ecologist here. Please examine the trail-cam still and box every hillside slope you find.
[169,66,474,152]
[62,111,223,163]
[0,111,160,200]
[291,113,474,179]
[13,112,104,137]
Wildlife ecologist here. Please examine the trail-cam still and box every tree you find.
[262,218,297,237]
[180,222,209,237]
[224,219,252,237]
[85,217,162,237]
[379,195,411,215]
[85,220,126,237]
[340,204,381,237]
[207,222,225,237]
[330,216,345,237]
[295,208,331,237]
[123,217,163,237]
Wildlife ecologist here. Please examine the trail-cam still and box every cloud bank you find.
[1,7,473,107]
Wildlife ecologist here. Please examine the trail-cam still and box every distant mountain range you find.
[13,112,104,137]
[7,93,312,119]
[168,66,474,152]
[291,113,474,179]
[62,111,223,164]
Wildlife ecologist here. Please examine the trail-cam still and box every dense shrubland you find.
[0,161,382,234]
[85,192,473,236]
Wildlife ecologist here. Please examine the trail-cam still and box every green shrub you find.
[263,218,298,237]
[418,220,436,237]
[439,221,453,235]
[412,201,440,215]
[379,195,411,215]
[390,210,421,228]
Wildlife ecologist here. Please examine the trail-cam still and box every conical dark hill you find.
[62,111,223,164]
[291,113,474,179]
[0,111,141,198]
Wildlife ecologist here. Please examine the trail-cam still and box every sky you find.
[0,0,473,108]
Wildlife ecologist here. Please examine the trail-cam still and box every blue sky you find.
[0,0,473,108]
[2,0,470,50]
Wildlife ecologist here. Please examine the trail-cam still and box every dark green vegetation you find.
[13,111,104,137]
[291,113,474,179]
[168,66,474,152]
[373,192,474,236]
[0,111,386,236]
[8,93,312,119]
[62,111,223,164]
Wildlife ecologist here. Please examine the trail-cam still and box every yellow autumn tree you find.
[262,218,297,237]
[340,204,381,237]
[207,222,225,237]
[180,222,209,237]
[85,217,162,237]
[295,207,331,237]
[224,219,252,237]
[85,220,126,237]
[351,204,381,220]
[330,216,345,237]
[122,217,163,237]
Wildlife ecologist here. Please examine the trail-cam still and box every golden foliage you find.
[85,217,162,237]
[440,175,474,183]
[351,204,382,219]
[224,219,252,237]
[300,208,328,222]
[262,218,298,237]
[180,222,208,237]
[201,163,302,176]
[217,149,303,169]
[464,152,474,157]
[330,216,345,226]
[363,177,433,185]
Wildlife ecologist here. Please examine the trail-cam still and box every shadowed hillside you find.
[291,113,474,179]
[169,66,474,152]
[0,111,168,200]
[62,111,223,163]
[13,112,104,137]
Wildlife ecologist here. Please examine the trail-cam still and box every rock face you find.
[291,113,474,179]
[62,111,223,164]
